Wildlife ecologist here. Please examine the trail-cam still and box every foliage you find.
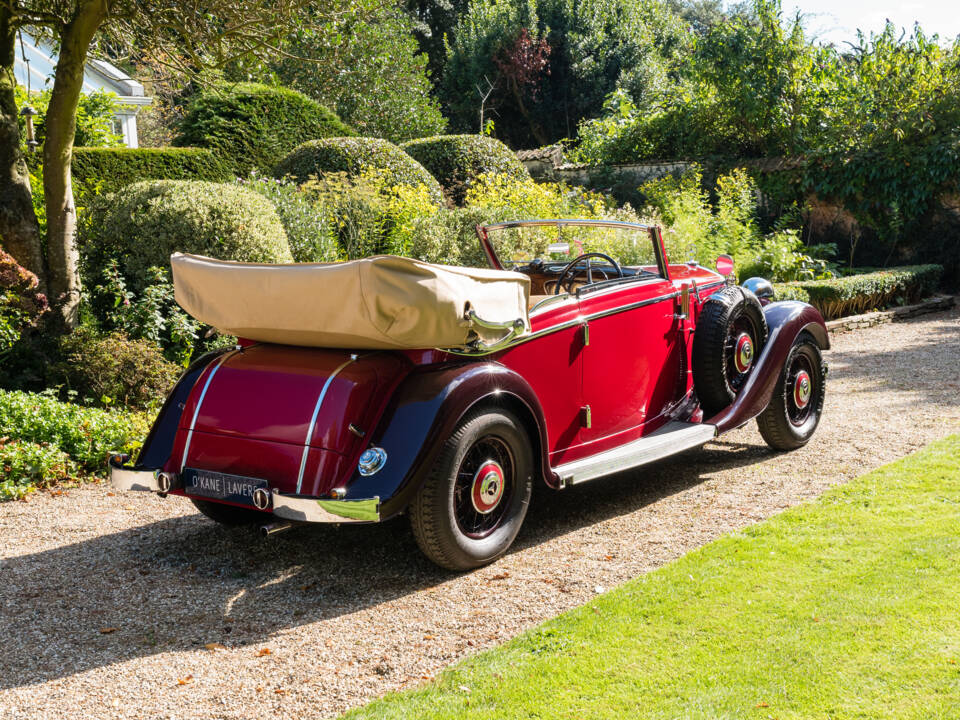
[271,4,447,143]
[344,433,960,720]
[0,244,48,357]
[401,134,529,204]
[70,147,232,200]
[15,85,123,148]
[741,231,834,282]
[0,439,73,500]
[0,388,149,474]
[81,180,292,291]
[274,137,444,203]
[442,0,690,147]
[239,174,342,263]
[773,264,943,319]
[174,83,354,175]
[53,327,182,410]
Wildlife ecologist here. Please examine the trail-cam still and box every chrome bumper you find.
[271,491,380,523]
[109,455,167,492]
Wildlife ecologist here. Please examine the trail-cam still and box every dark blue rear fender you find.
[344,361,555,520]
[706,301,829,432]
[136,349,231,470]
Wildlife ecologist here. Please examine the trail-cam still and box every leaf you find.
[756,701,769,708]
[177,675,193,686]
[256,648,272,657]
[99,627,118,634]
[274,688,286,695]
[489,571,510,581]
[204,642,227,651]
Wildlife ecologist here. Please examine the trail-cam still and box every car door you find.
[576,276,683,455]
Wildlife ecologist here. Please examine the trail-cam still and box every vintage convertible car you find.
[110,219,828,570]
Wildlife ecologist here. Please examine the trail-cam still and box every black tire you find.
[409,409,533,571]
[757,333,826,450]
[191,498,267,526]
[692,285,769,416]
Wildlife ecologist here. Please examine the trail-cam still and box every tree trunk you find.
[0,7,46,291]
[43,0,108,327]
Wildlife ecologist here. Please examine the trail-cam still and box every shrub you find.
[401,135,529,204]
[0,389,149,474]
[0,245,49,358]
[71,147,231,199]
[174,83,353,175]
[239,175,342,263]
[54,328,182,410]
[773,265,943,319]
[81,180,292,289]
[274,137,443,204]
[0,440,73,500]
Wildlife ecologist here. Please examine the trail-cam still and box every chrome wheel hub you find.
[471,460,505,514]
[793,370,812,408]
[734,333,754,374]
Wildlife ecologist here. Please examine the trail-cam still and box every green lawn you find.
[346,435,960,719]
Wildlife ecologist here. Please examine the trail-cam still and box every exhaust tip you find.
[260,521,293,537]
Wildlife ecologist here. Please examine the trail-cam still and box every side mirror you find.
[715,254,735,277]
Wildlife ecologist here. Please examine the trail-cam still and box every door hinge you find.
[581,405,592,429]
[581,321,590,346]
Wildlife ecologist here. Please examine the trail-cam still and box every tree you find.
[0,0,329,326]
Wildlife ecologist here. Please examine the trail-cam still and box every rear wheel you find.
[410,409,533,570]
[756,334,826,450]
[191,498,266,526]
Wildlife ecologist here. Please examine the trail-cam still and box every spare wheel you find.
[692,285,768,416]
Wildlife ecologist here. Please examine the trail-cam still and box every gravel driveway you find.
[2,307,958,720]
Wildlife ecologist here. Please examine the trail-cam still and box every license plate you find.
[182,468,268,506]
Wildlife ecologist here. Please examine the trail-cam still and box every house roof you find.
[14,31,151,107]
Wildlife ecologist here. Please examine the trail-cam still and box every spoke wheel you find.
[453,437,515,539]
[757,333,826,451]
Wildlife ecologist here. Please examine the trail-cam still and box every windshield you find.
[481,221,660,270]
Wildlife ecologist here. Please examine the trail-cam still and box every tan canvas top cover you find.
[170,253,531,350]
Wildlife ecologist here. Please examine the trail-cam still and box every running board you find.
[555,421,717,487]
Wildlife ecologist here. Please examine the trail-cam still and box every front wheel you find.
[409,409,533,570]
[756,333,826,450]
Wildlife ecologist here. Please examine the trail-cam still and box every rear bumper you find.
[108,456,380,523]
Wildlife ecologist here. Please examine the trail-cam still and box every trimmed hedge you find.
[401,134,529,204]
[773,265,943,319]
[71,147,231,197]
[174,83,354,175]
[82,180,292,288]
[274,137,443,204]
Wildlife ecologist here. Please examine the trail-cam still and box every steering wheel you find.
[553,252,623,294]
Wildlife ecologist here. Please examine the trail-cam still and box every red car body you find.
[112,220,828,567]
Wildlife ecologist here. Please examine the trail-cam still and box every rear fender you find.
[345,361,555,520]
[706,301,829,432]
[136,348,232,469]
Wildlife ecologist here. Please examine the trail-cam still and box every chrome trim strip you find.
[583,291,680,323]
[698,280,725,292]
[555,421,717,486]
[295,356,357,494]
[180,351,236,472]
[272,491,380,523]
[529,294,573,314]
[482,219,652,232]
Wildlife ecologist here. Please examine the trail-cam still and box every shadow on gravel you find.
[0,438,768,690]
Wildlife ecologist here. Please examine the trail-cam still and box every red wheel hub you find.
[734,333,754,374]
[793,370,812,408]
[471,460,505,515]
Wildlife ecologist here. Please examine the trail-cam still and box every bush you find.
[0,440,73,500]
[81,180,292,289]
[773,265,943,319]
[54,328,183,410]
[0,245,49,358]
[0,389,149,474]
[239,175,342,263]
[174,83,354,175]
[274,137,443,204]
[401,135,529,204]
[71,147,231,199]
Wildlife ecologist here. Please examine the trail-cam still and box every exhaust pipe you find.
[260,521,293,537]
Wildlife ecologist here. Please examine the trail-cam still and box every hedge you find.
[71,147,232,198]
[400,134,529,204]
[174,83,354,175]
[82,180,292,288]
[274,137,443,204]
[773,264,943,319]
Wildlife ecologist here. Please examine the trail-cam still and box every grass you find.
[345,434,960,719]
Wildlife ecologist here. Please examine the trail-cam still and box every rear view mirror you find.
[716,254,735,277]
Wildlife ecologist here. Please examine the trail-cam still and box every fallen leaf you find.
[421,675,433,680]
[325,639,334,647]
[106,491,115,496]
[204,643,227,652]
[124,505,135,510]
[489,571,510,581]
[274,688,286,695]
[756,702,769,708]
[255,686,263,693]
[177,675,193,686]
[423,634,435,640]
[99,627,118,634]
[256,648,272,657]
[604,554,614,561]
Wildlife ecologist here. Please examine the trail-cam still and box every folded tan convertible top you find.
[171,253,531,350]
